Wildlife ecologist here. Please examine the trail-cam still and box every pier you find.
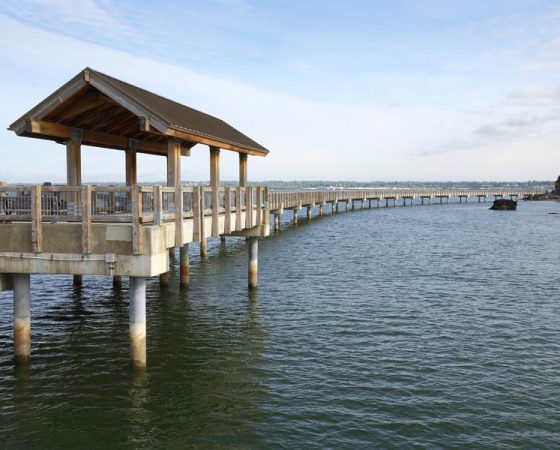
[0,68,545,368]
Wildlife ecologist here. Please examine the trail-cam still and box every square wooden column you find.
[66,129,83,286]
[239,153,247,187]
[66,128,82,186]
[167,138,181,188]
[125,139,138,186]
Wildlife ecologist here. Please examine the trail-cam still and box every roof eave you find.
[167,126,269,157]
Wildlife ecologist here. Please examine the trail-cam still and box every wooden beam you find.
[23,120,178,155]
[167,128,268,157]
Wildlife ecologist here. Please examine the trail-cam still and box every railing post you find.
[199,187,207,256]
[153,185,163,225]
[31,185,42,253]
[192,186,201,241]
[236,186,242,230]
[132,185,143,255]
[263,186,270,229]
[0,182,6,215]
[224,186,231,234]
[81,185,92,254]
[211,186,219,237]
[175,184,183,246]
[246,186,254,228]
[256,187,262,227]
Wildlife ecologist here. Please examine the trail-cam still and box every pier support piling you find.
[307,206,312,220]
[73,275,82,286]
[129,277,146,369]
[274,213,281,230]
[14,274,31,361]
[180,244,189,287]
[159,272,169,287]
[248,237,258,289]
[293,209,298,224]
[200,239,207,257]
[113,276,122,289]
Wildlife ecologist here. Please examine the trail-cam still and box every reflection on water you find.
[0,200,559,448]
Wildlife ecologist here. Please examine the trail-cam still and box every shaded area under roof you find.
[9,67,269,156]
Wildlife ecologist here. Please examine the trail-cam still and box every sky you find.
[0,0,558,182]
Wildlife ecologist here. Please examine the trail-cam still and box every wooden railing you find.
[0,184,268,255]
[268,188,544,211]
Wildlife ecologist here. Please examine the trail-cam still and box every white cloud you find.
[0,12,557,182]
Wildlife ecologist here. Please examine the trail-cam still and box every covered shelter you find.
[8,67,269,189]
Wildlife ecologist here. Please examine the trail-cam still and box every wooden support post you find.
[256,187,262,227]
[263,186,270,230]
[235,186,242,231]
[199,187,207,257]
[175,184,183,246]
[129,277,146,369]
[81,185,92,254]
[67,130,82,291]
[246,186,254,228]
[14,274,31,361]
[31,185,42,253]
[154,185,163,225]
[165,137,181,275]
[210,146,220,237]
[224,186,231,235]
[180,244,189,287]
[125,139,138,186]
[132,185,143,255]
[248,237,258,289]
[239,153,248,187]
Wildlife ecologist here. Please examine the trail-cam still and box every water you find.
[1,200,559,449]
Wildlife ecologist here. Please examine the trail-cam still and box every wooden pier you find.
[0,68,545,368]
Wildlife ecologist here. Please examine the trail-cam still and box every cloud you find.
[0,7,558,182]
[0,0,134,42]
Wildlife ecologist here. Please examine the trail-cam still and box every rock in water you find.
[490,199,517,210]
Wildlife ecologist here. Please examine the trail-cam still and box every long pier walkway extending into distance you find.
[269,188,536,227]
[0,67,546,369]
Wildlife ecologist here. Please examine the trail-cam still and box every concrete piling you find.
[200,239,207,257]
[73,275,82,286]
[14,274,31,360]
[180,244,189,287]
[274,213,281,230]
[307,206,312,220]
[248,237,258,289]
[129,277,146,369]
[293,209,298,224]
[319,203,324,216]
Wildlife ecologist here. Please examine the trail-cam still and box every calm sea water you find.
[1,200,559,449]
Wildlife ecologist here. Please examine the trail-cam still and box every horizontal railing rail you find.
[0,184,269,256]
[268,188,545,211]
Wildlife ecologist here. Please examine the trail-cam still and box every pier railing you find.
[268,188,543,210]
[0,184,268,255]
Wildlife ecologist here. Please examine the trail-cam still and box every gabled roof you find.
[9,67,269,156]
